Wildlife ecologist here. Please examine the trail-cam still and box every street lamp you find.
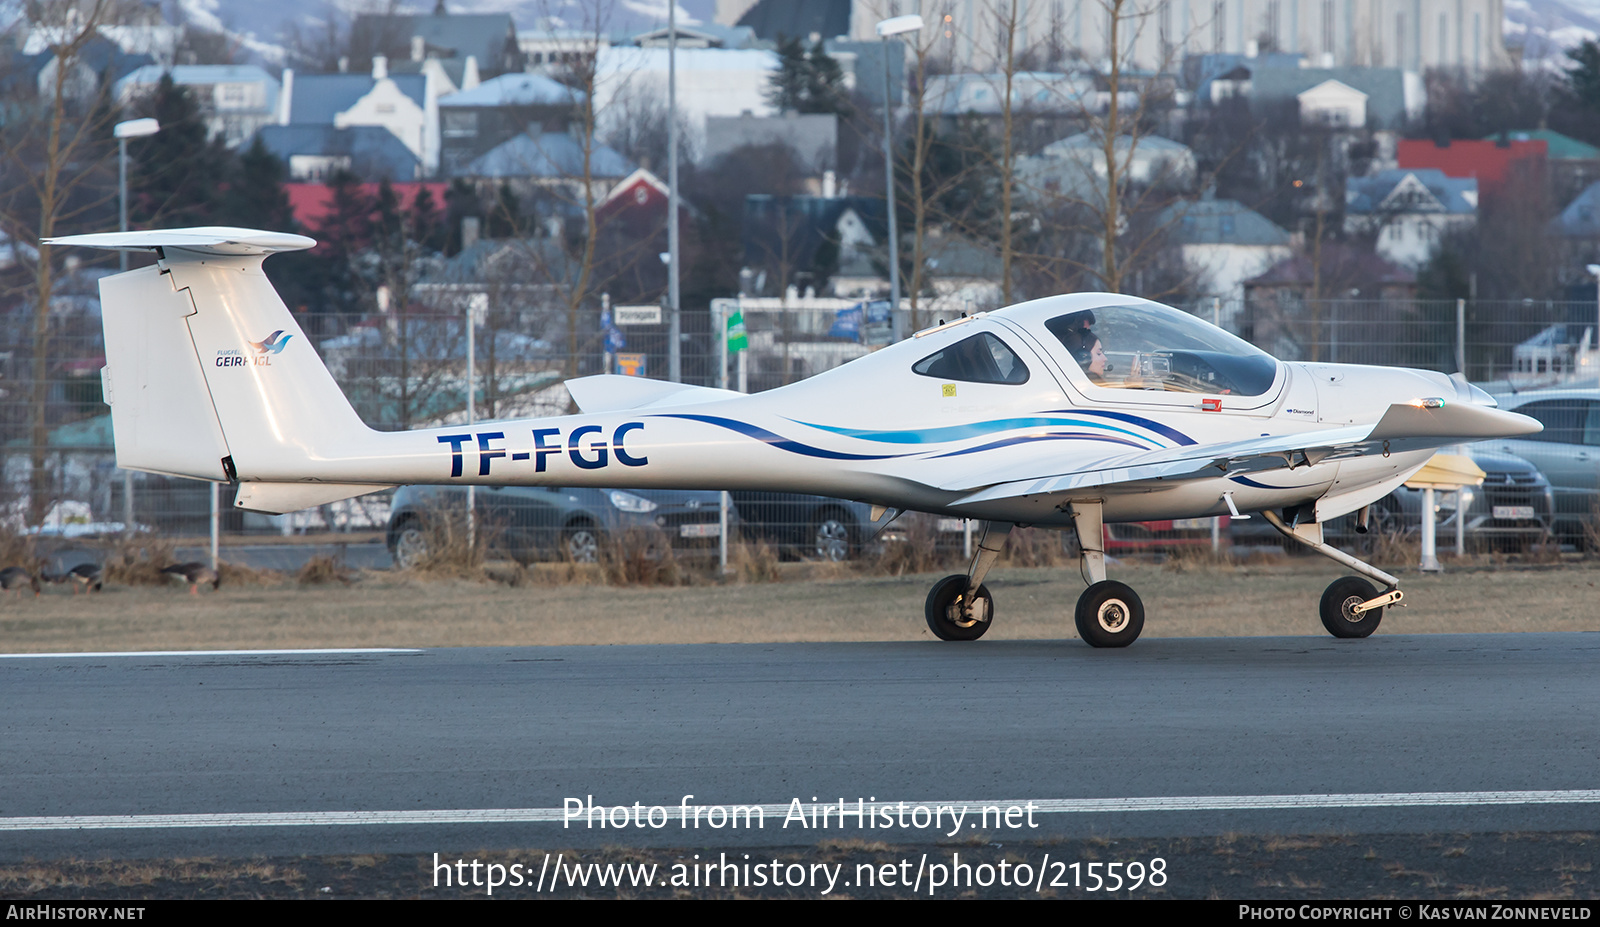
[113,118,159,273]
[1588,264,1600,383]
[112,117,158,540]
[876,14,922,336]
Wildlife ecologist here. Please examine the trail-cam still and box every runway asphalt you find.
[3,634,1598,862]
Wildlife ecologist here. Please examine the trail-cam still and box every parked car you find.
[1487,389,1600,547]
[1376,446,1555,552]
[387,484,729,568]
[1105,517,1229,552]
[728,491,881,561]
[1229,446,1553,552]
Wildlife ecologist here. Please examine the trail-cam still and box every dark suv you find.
[387,484,729,567]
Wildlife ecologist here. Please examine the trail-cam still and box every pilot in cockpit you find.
[1054,310,1110,383]
[1063,328,1109,382]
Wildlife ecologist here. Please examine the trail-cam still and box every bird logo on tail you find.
[249,330,293,355]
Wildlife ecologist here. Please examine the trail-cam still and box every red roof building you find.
[284,182,450,231]
[1396,138,1546,201]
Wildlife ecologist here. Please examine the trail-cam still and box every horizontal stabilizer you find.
[1367,399,1540,444]
[565,375,743,413]
[234,482,393,515]
[44,227,316,256]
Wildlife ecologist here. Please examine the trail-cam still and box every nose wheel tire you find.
[925,573,993,641]
[1075,580,1145,648]
[1320,576,1383,638]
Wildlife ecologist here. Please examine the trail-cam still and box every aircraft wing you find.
[945,400,1540,508]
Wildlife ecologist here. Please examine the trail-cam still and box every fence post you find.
[1456,298,1466,377]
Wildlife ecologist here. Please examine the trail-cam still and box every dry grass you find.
[296,554,355,586]
[2,556,1599,653]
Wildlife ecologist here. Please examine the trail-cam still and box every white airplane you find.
[49,227,1541,647]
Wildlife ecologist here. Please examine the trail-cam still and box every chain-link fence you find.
[4,281,1595,549]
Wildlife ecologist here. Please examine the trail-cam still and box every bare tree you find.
[990,0,1197,299]
[0,0,123,526]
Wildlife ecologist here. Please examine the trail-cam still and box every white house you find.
[116,65,281,149]
[1345,168,1478,268]
[1161,196,1294,309]
[1296,78,1368,128]
[278,56,452,175]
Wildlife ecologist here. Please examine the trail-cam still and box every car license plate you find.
[679,523,720,538]
[1171,517,1214,530]
[937,518,966,532]
[1492,506,1535,520]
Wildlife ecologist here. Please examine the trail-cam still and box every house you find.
[258,125,423,182]
[704,112,837,174]
[743,194,884,298]
[437,73,580,176]
[1295,79,1370,128]
[627,23,760,49]
[1017,133,1196,204]
[921,72,1098,147]
[1344,169,1477,268]
[1160,196,1293,309]
[1397,138,1545,202]
[1242,244,1418,363]
[278,57,441,175]
[349,4,523,78]
[592,46,781,141]
[735,0,852,43]
[24,35,152,104]
[461,132,634,207]
[1486,130,1600,204]
[1243,65,1425,130]
[1555,181,1600,241]
[116,65,280,149]
[282,181,449,231]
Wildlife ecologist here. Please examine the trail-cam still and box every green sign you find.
[726,311,749,353]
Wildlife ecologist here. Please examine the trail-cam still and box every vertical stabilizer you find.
[50,228,375,483]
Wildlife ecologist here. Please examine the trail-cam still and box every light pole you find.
[114,118,159,272]
[113,117,158,538]
[876,14,922,338]
[667,0,681,382]
[1587,264,1600,384]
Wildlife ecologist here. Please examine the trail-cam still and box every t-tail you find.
[48,227,750,515]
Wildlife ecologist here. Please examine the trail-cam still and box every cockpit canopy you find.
[1046,303,1278,397]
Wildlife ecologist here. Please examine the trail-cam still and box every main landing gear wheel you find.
[925,574,993,641]
[1075,581,1145,648]
[1319,575,1383,638]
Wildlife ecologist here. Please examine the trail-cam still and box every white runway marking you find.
[0,648,423,659]
[6,791,1600,831]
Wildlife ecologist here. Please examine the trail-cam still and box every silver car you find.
[1488,389,1600,548]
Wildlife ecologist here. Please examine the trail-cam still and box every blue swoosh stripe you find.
[931,432,1152,458]
[1229,476,1322,490]
[652,414,907,461]
[790,416,1156,446]
[1045,409,1197,446]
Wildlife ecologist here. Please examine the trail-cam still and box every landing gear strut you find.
[924,522,1011,641]
[1260,509,1404,639]
[1068,501,1146,648]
